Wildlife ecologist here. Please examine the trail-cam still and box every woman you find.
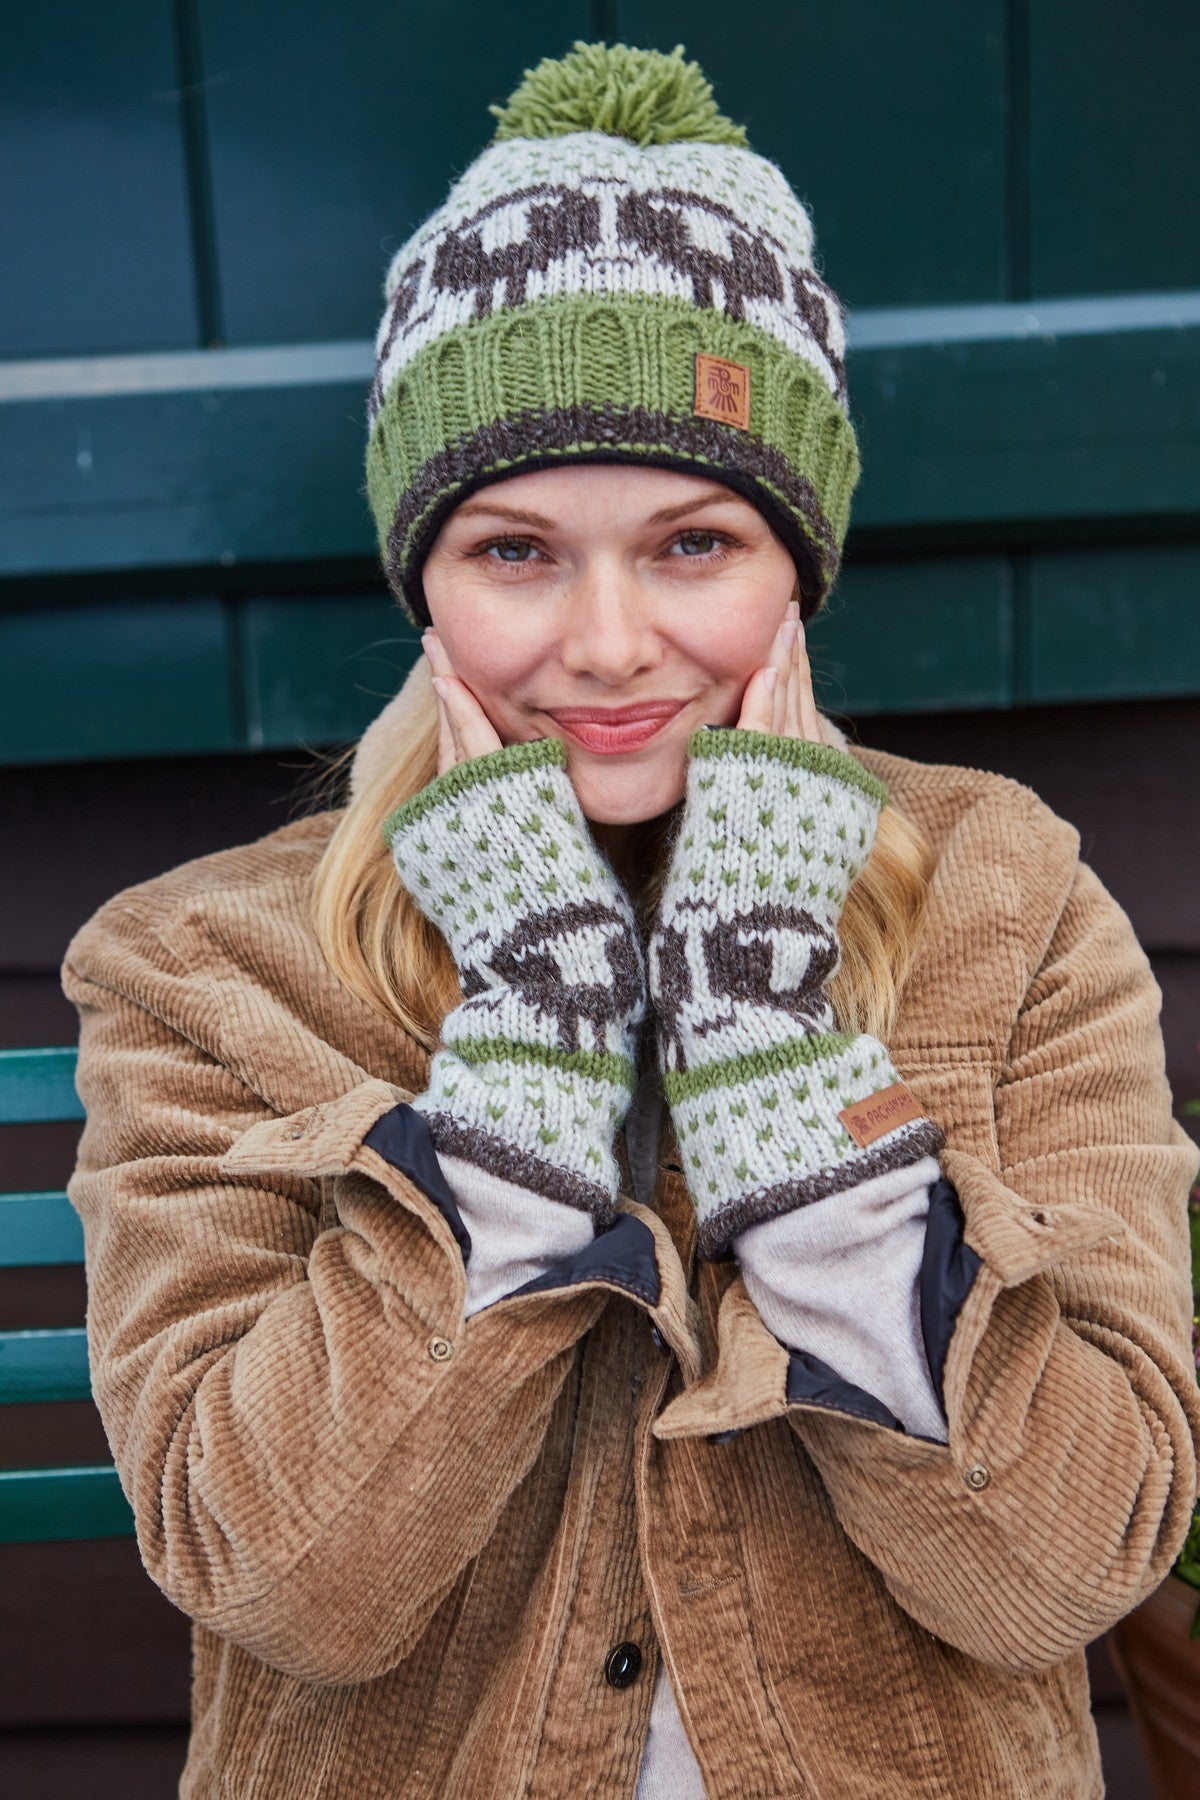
[64,43,1199,1798]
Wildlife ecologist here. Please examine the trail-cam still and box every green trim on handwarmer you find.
[382,736,568,843]
[450,1034,636,1089]
[661,1032,861,1103]
[688,728,889,808]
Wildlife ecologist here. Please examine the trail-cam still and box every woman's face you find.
[421,465,798,823]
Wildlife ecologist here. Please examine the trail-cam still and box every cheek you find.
[433,613,542,717]
[689,607,778,688]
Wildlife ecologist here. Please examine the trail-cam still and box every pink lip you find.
[547,701,684,756]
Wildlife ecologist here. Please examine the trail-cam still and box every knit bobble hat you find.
[366,41,859,628]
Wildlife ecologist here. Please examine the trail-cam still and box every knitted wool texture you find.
[383,737,645,1223]
[650,730,945,1256]
[366,42,859,627]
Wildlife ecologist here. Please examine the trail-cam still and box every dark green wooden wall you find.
[2,1,1198,762]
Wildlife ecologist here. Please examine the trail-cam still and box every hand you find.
[421,630,503,773]
[384,730,647,1226]
[645,604,941,1255]
[735,597,823,744]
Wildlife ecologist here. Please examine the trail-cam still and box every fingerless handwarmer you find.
[649,729,944,1257]
[384,738,646,1227]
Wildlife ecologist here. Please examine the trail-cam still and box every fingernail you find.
[764,668,778,695]
[782,620,799,650]
[431,677,448,699]
[787,597,801,621]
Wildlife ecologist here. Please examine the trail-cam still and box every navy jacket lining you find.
[364,1103,474,1264]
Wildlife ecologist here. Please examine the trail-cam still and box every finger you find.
[736,664,777,732]
[423,633,504,761]
[785,627,801,739]
[423,628,455,674]
[424,633,456,772]
[795,621,823,743]
[774,619,797,735]
[433,682,456,774]
[768,613,796,736]
[436,674,502,761]
[431,679,466,768]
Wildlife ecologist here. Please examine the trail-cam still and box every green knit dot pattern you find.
[386,739,646,1221]
[650,732,942,1254]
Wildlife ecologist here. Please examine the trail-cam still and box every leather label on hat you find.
[837,1082,925,1148]
[694,353,751,430]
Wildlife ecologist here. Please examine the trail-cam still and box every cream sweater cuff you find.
[444,1143,947,1449]
[735,1153,948,1442]
[440,1153,595,1318]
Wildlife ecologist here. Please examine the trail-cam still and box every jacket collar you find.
[349,659,850,800]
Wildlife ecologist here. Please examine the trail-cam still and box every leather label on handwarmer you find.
[694,353,751,430]
[838,1082,925,1147]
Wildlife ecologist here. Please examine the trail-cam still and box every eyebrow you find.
[451,485,746,531]
[645,487,749,525]
[451,501,556,529]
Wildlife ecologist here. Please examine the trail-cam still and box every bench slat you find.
[0,1191,84,1266]
[0,1466,134,1544]
[0,1327,91,1403]
[0,1047,83,1124]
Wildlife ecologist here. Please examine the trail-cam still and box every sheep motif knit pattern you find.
[384,737,645,1224]
[366,42,860,626]
[651,729,946,1256]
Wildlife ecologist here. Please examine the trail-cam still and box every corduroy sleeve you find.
[61,895,692,1687]
[783,860,1200,1673]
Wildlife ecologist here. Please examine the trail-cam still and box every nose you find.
[556,560,663,685]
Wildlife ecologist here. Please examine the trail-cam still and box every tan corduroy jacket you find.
[63,722,1200,1800]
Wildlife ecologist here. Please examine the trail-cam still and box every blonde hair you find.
[311,659,937,1049]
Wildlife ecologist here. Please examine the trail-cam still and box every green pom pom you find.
[491,41,749,149]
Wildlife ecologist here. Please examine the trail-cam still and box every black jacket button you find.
[604,1641,643,1689]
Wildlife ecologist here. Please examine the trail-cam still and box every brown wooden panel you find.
[1152,957,1200,1128]
[0,973,77,1050]
[0,1401,111,1472]
[853,699,1200,952]
[0,751,315,971]
[0,1263,85,1334]
[0,1726,189,1800]
[0,1537,190,1727]
[0,1122,81,1200]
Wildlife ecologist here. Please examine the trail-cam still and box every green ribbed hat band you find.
[367,293,859,628]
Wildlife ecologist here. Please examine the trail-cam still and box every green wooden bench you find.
[0,1045,134,1543]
